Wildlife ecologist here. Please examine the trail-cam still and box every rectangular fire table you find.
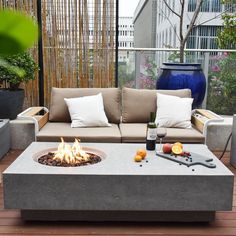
[3,142,234,222]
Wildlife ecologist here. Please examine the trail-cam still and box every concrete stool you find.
[206,116,233,151]
[10,119,35,150]
[0,119,10,159]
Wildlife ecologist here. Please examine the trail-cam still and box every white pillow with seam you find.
[155,93,193,128]
[64,93,111,128]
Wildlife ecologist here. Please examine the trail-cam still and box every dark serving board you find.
[156,152,216,168]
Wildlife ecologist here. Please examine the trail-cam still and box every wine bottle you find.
[146,112,157,150]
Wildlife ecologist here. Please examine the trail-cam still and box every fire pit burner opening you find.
[33,138,105,167]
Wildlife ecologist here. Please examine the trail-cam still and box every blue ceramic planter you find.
[156,63,206,108]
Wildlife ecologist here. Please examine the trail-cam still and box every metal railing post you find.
[202,52,210,109]
[37,0,44,106]
[135,50,141,89]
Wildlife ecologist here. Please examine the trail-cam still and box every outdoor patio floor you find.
[0,150,236,235]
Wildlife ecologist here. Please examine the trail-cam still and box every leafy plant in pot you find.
[156,0,206,108]
[0,52,38,119]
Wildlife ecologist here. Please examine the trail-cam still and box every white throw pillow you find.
[155,93,193,128]
[64,93,111,128]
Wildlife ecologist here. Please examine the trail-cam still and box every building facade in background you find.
[118,16,134,62]
[133,0,157,48]
[133,0,229,64]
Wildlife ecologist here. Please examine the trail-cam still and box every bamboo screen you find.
[0,0,116,107]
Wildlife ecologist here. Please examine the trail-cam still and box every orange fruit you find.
[136,149,147,159]
[134,155,142,162]
[172,145,183,155]
[174,142,183,149]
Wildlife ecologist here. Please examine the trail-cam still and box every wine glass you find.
[156,127,167,152]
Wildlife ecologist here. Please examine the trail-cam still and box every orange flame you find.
[53,138,89,164]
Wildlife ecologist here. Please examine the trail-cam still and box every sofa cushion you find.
[64,93,111,127]
[120,123,204,143]
[36,122,121,143]
[155,93,193,128]
[122,87,191,123]
[49,87,121,123]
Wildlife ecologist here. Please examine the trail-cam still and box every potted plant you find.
[156,0,235,108]
[0,52,38,119]
[156,0,206,108]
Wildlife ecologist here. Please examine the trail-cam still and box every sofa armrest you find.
[17,107,49,138]
[191,109,224,140]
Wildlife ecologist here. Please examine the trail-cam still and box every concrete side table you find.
[0,119,10,160]
[206,116,232,151]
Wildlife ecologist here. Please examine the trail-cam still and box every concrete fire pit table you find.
[3,142,234,222]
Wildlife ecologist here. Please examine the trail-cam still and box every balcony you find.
[118,48,236,116]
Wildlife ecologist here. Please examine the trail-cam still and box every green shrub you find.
[0,52,38,90]
[207,52,236,115]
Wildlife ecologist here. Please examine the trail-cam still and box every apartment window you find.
[187,35,196,49]
[200,37,208,49]
[225,2,236,12]
[201,0,210,12]
[187,25,221,51]
[188,0,196,11]
[209,38,218,49]
[212,0,221,12]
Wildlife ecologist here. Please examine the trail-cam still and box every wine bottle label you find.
[147,128,157,140]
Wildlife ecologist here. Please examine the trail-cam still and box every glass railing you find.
[118,48,236,115]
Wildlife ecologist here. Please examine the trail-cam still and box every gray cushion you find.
[37,122,121,143]
[122,87,192,123]
[119,123,204,143]
[49,87,121,123]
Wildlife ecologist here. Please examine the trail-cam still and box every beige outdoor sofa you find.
[18,87,221,144]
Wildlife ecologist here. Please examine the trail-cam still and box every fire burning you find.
[53,138,90,164]
[38,138,102,167]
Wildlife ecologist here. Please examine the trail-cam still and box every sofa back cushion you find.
[49,87,121,123]
[122,87,191,123]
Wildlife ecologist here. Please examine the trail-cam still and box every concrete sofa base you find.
[9,117,233,151]
[21,210,215,222]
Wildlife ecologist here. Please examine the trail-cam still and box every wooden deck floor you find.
[0,150,236,236]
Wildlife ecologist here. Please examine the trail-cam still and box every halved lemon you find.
[172,145,183,155]
[173,142,183,149]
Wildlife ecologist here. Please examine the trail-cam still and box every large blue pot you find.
[156,63,206,108]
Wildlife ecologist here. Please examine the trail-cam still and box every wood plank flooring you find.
[0,150,235,236]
